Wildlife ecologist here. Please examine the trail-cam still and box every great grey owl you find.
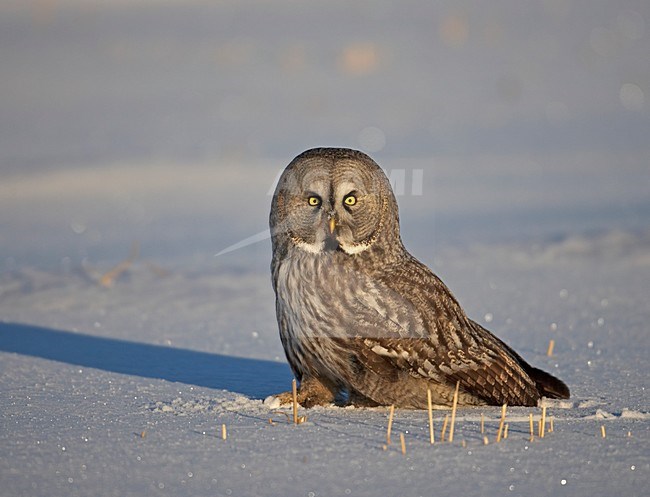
[270,148,569,408]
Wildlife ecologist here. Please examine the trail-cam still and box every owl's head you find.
[270,148,401,257]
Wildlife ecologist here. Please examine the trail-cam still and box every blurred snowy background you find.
[1,2,649,496]
[1,0,649,269]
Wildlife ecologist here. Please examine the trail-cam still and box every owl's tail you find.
[527,366,571,399]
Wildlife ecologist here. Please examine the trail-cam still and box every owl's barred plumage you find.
[270,148,569,408]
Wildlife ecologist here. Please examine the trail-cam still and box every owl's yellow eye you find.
[308,196,321,207]
[343,195,357,206]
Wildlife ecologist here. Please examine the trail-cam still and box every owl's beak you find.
[328,217,336,234]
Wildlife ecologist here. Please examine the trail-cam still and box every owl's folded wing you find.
[349,262,543,405]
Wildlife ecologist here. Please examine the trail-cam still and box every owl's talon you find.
[266,377,337,409]
[263,395,283,409]
[265,391,295,407]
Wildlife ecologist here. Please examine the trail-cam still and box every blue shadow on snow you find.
[0,322,292,399]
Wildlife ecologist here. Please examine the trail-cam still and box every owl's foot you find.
[268,376,337,408]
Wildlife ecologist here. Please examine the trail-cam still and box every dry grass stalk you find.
[480,413,485,434]
[399,433,406,455]
[539,406,547,438]
[549,417,554,433]
[292,379,298,425]
[503,423,509,439]
[440,414,449,442]
[448,381,460,443]
[529,412,534,442]
[600,425,606,438]
[221,424,227,440]
[100,260,133,288]
[386,405,395,445]
[427,388,435,444]
[496,404,507,442]
[546,339,555,357]
[483,435,489,445]
[100,242,139,288]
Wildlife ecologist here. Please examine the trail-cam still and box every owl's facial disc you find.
[275,155,390,256]
[289,193,374,256]
[292,180,384,255]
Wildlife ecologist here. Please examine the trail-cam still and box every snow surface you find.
[1,1,649,496]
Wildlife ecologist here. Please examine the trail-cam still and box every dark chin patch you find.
[324,234,340,252]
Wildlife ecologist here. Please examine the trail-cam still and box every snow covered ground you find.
[2,217,649,497]
[1,1,649,496]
